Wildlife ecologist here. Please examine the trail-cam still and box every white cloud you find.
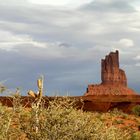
[134,55,140,60]
[135,63,140,66]
[0,0,28,6]
[118,38,134,48]
[14,43,100,61]
[0,30,98,60]
[0,30,31,43]
[0,30,46,51]
[28,0,92,8]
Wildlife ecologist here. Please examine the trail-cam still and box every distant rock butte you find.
[101,50,127,86]
[85,50,137,95]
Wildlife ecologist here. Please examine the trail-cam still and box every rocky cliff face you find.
[85,50,137,95]
[101,50,127,86]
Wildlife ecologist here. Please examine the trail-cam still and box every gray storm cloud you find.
[0,0,139,95]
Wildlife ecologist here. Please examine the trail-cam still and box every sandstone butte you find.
[84,50,137,96]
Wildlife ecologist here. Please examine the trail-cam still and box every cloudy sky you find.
[0,0,140,96]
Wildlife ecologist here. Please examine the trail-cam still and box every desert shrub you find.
[132,105,140,116]
[131,132,140,140]
[0,95,138,140]
[0,106,23,140]
[0,103,12,140]
[100,126,130,140]
[113,119,124,125]
[21,97,95,140]
[42,98,94,140]
[0,92,27,140]
[20,97,132,140]
[109,108,125,117]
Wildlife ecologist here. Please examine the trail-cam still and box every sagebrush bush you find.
[21,97,95,140]
[0,95,139,140]
[20,97,132,140]
[132,105,140,116]
[131,132,140,140]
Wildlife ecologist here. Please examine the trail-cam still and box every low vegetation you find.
[132,105,140,116]
[0,95,140,140]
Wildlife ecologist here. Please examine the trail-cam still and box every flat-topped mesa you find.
[101,50,127,87]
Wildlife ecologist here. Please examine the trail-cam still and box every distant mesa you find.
[85,50,137,95]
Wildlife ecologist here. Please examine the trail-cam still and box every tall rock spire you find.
[101,50,127,87]
[84,50,136,95]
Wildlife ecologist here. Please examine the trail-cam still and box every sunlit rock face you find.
[85,50,137,95]
[101,50,127,87]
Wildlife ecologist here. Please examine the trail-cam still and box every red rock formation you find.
[86,84,136,95]
[101,50,127,86]
[85,50,137,96]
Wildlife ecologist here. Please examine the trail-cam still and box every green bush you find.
[132,105,140,116]
[21,97,96,140]
[20,97,131,140]
[0,96,138,140]
[131,132,140,140]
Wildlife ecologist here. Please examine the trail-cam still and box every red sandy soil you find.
[104,114,140,131]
